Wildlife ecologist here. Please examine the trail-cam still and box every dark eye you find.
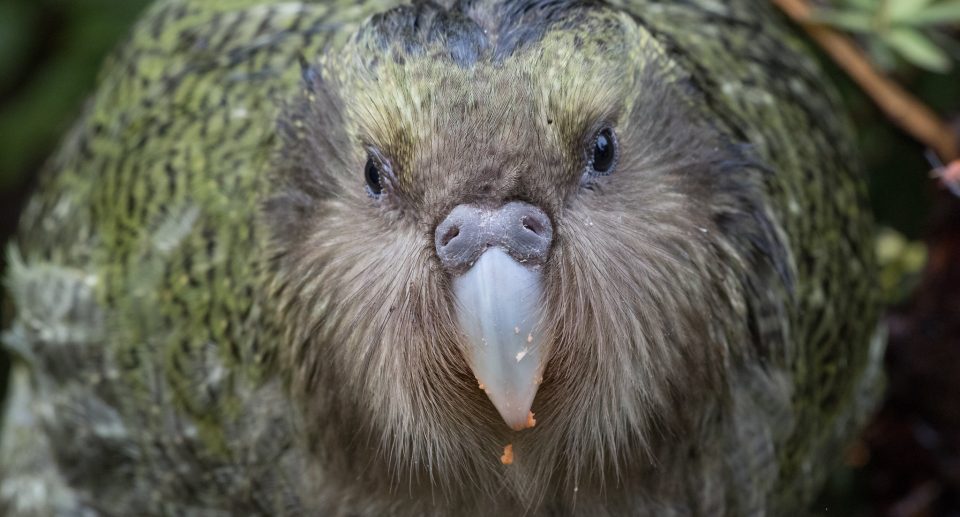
[589,128,617,175]
[365,157,383,196]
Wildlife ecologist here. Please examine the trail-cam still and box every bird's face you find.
[268,2,780,499]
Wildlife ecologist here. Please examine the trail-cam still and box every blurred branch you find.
[773,0,959,162]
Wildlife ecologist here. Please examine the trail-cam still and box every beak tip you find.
[487,393,538,431]
[509,410,537,431]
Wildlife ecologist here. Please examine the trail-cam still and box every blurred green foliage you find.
[816,0,960,71]
[813,0,960,238]
[0,0,151,191]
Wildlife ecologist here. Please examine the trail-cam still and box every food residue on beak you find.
[501,444,514,465]
[509,411,537,431]
[515,347,529,362]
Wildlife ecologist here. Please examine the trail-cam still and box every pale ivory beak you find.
[453,248,547,431]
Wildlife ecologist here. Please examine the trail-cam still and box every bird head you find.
[267,0,789,503]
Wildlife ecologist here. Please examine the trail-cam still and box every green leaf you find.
[887,0,936,20]
[882,28,953,71]
[813,9,876,32]
[897,1,960,24]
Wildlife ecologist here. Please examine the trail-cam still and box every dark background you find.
[1,2,958,515]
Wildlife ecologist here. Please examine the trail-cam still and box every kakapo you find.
[0,0,884,515]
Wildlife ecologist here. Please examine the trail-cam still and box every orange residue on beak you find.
[501,444,514,465]
[508,411,537,432]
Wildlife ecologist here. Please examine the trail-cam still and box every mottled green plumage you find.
[1,1,882,515]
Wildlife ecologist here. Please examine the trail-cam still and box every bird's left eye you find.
[589,128,618,175]
[365,157,383,197]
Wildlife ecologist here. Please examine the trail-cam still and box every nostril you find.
[440,225,460,247]
[521,215,543,236]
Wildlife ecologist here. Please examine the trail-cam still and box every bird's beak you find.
[453,248,547,431]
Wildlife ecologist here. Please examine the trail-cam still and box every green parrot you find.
[0,0,884,515]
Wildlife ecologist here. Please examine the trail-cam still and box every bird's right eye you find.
[365,157,383,197]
